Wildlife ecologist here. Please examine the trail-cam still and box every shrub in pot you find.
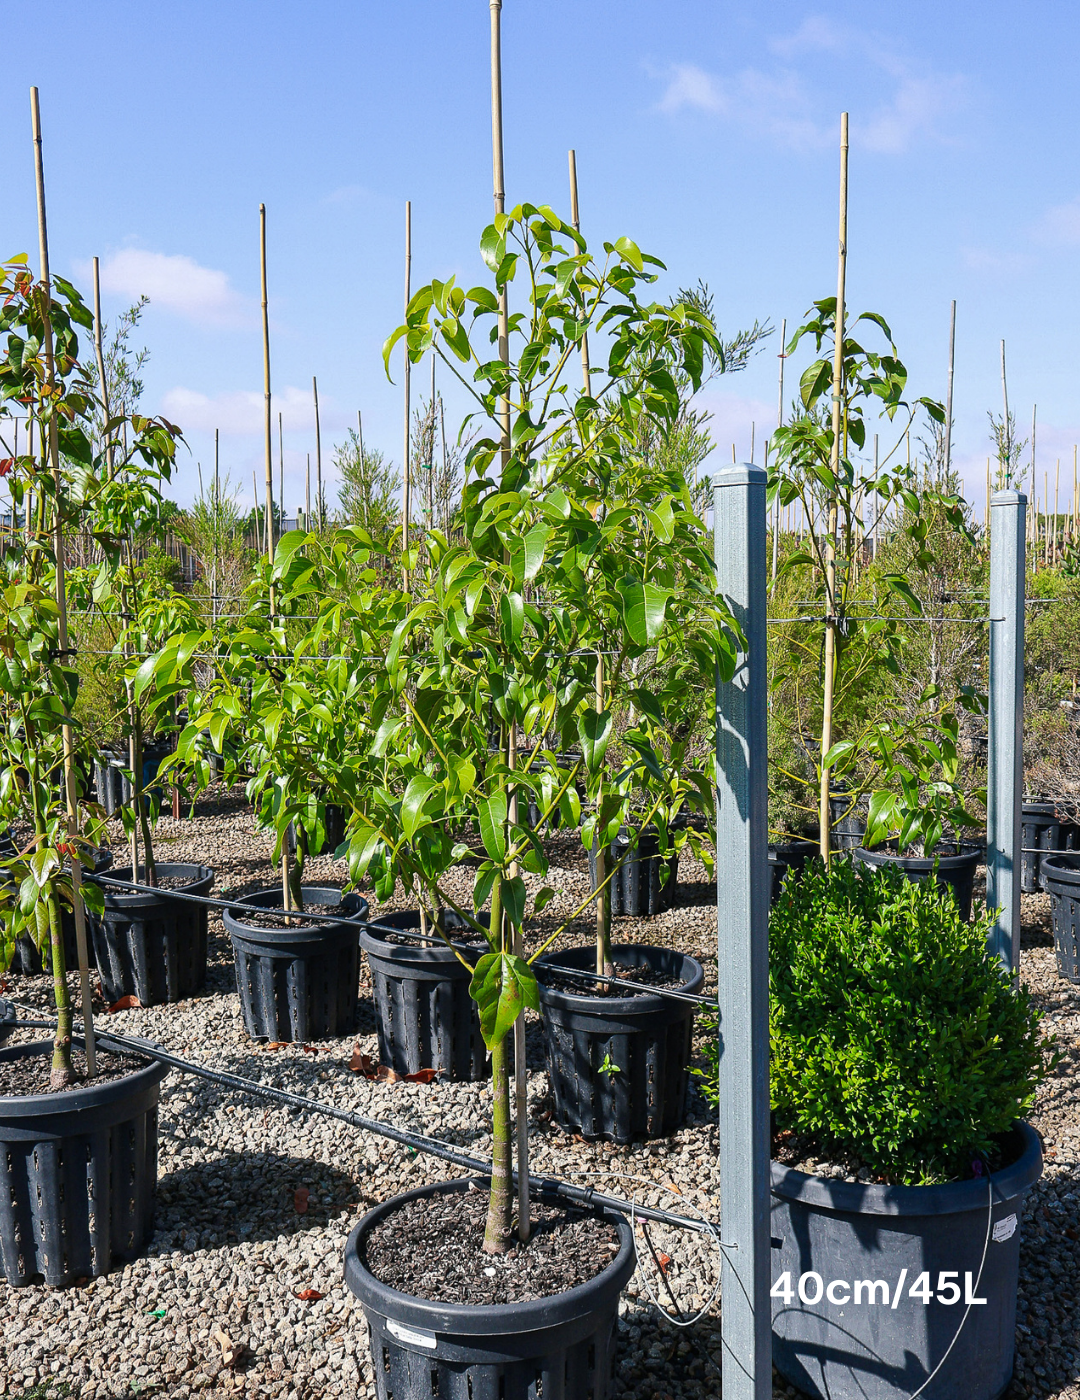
[0,259,173,1284]
[767,860,1050,1400]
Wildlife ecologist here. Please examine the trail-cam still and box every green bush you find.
[768,860,1051,1184]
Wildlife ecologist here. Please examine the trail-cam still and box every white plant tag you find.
[387,1319,438,1349]
[992,1213,1017,1243]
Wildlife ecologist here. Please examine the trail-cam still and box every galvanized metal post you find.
[714,464,771,1399]
[986,489,1026,971]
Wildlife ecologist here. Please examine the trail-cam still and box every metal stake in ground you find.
[30,85,97,1078]
[713,463,771,1398]
[987,489,1027,973]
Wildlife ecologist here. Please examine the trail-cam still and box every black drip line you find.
[87,870,720,1010]
[0,1010,716,1240]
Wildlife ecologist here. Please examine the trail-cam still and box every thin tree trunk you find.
[483,875,513,1254]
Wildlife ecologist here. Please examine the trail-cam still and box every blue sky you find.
[9,1,1080,518]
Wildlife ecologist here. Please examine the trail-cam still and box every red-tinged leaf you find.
[294,1288,324,1301]
[300,1043,327,1054]
[658,1253,672,1275]
[348,1041,365,1073]
[107,995,142,1013]
[0,459,13,478]
[293,1187,310,1214]
[265,1041,288,1051]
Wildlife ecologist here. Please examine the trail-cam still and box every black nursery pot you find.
[224,885,369,1043]
[1021,799,1060,894]
[343,1177,636,1400]
[0,1039,168,1288]
[95,862,214,1007]
[361,911,489,1082]
[11,847,112,975]
[1042,854,1080,982]
[535,944,704,1144]
[589,824,678,917]
[771,1121,1043,1400]
[94,741,172,818]
[852,843,983,922]
[768,839,818,906]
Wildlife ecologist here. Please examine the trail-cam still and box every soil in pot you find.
[361,910,489,1081]
[225,885,368,1043]
[0,1038,169,1287]
[344,1177,635,1400]
[852,842,982,921]
[536,943,704,1143]
[771,1121,1043,1400]
[94,862,214,1006]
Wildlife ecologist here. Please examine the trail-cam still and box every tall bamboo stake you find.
[278,412,284,530]
[772,318,786,583]
[313,376,323,531]
[1055,458,1061,565]
[942,299,956,487]
[31,86,96,1078]
[488,0,527,1247]
[819,113,848,865]
[1000,341,1011,484]
[306,453,311,525]
[259,205,275,583]
[402,201,412,589]
[357,409,365,473]
[986,459,991,535]
[1073,445,1078,543]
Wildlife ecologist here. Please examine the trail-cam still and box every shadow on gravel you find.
[155,1149,361,1250]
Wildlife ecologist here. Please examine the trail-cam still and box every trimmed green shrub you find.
[769,859,1051,1184]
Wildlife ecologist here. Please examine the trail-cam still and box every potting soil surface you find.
[229,902,355,929]
[2,789,1079,1400]
[0,1045,150,1096]
[361,1194,620,1303]
[541,959,690,996]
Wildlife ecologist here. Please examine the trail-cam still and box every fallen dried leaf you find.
[294,1288,324,1301]
[211,1326,243,1368]
[107,994,142,1013]
[348,1041,365,1072]
[293,1186,310,1214]
[300,1043,327,1055]
[265,1042,287,1051]
[657,1253,672,1275]
[350,1052,435,1084]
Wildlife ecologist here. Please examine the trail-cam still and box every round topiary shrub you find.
[770,858,1052,1185]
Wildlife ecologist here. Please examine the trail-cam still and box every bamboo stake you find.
[944,299,956,487]
[568,152,591,401]
[31,86,96,1078]
[259,205,276,586]
[402,201,412,589]
[1055,457,1061,565]
[772,318,786,583]
[278,412,284,532]
[1000,341,1011,484]
[986,458,991,535]
[313,375,323,532]
[1044,470,1049,569]
[819,113,849,866]
[1074,445,1078,544]
[357,409,365,475]
[92,257,114,478]
[305,453,311,526]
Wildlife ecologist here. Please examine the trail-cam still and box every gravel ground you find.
[0,793,1077,1400]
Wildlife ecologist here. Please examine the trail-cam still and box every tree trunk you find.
[483,877,513,1254]
[48,890,73,1089]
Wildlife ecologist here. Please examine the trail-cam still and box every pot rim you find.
[853,842,983,872]
[344,1175,636,1337]
[224,885,368,937]
[0,1036,168,1116]
[535,942,704,1013]
[359,908,486,964]
[98,862,214,910]
[1043,854,1080,888]
[770,1120,1042,1217]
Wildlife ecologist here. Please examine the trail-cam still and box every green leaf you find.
[469,951,539,1049]
[578,709,612,775]
[501,874,527,929]
[478,791,508,862]
[534,886,555,914]
[614,236,644,272]
[617,579,672,647]
[401,775,438,842]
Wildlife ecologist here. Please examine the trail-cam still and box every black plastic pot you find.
[0,1038,168,1287]
[1042,855,1080,982]
[95,862,214,1006]
[288,802,347,857]
[589,825,677,917]
[1022,799,1060,894]
[361,910,488,1081]
[10,847,113,975]
[771,1121,1043,1400]
[852,843,983,922]
[535,944,704,1144]
[525,755,585,831]
[225,886,369,1042]
[94,740,171,818]
[343,1176,635,1400]
[769,839,818,906]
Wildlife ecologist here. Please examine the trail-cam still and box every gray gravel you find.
[1,793,1078,1399]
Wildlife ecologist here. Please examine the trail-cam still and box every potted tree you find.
[0,258,168,1286]
[768,859,1049,1400]
[333,205,737,1388]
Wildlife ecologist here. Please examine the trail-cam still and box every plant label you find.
[992,1213,1017,1243]
[387,1319,437,1350]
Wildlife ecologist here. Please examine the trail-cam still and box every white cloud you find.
[1033,196,1080,247]
[655,17,968,156]
[91,249,249,327]
[160,384,347,436]
[959,247,1033,275]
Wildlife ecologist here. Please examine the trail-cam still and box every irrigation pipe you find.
[0,1004,717,1240]
[87,871,721,1010]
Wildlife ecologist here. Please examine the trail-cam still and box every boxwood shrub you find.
[769,859,1051,1184]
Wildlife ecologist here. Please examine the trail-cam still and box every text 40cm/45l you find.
[772,1271,988,1307]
